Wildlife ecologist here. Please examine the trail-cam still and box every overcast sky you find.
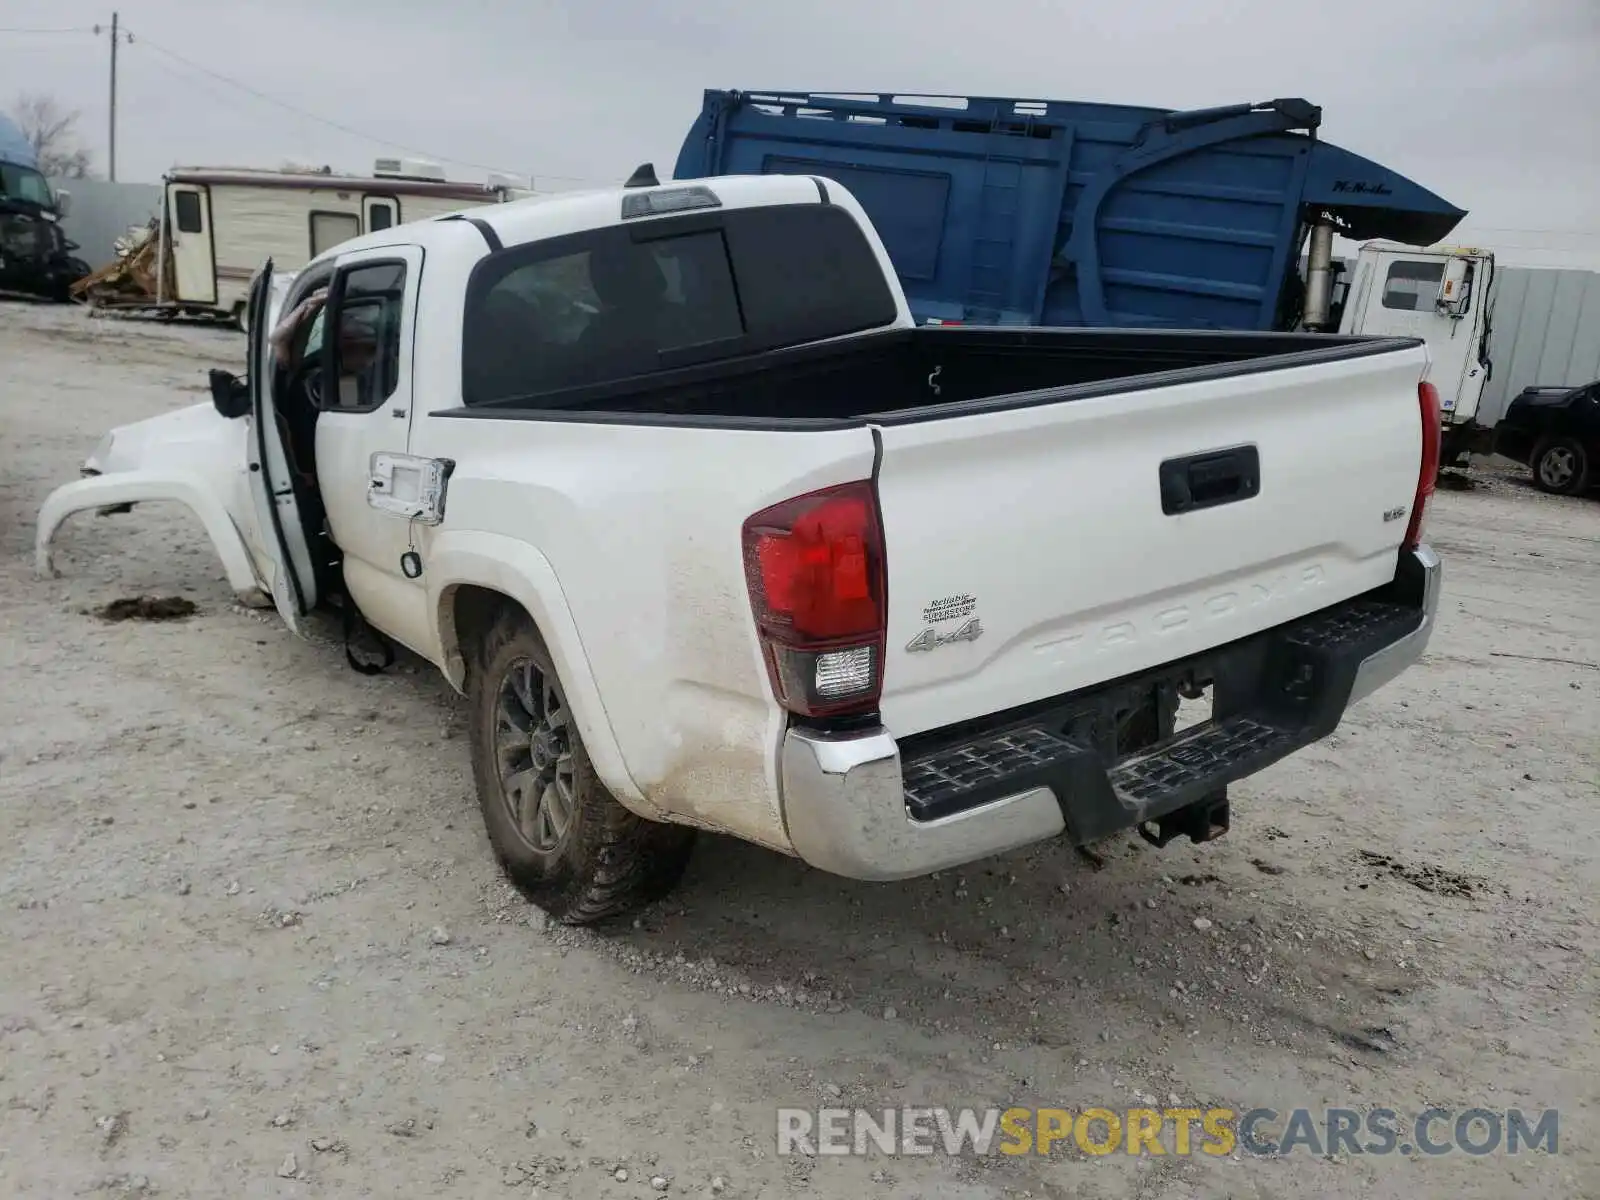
[4,0,1597,265]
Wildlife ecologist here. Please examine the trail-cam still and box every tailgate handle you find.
[1160,445,1260,515]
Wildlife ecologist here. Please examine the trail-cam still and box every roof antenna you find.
[624,162,659,189]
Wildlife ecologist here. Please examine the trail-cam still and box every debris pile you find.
[70,217,166,309]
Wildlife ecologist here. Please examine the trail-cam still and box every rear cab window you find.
[461,202,897,406]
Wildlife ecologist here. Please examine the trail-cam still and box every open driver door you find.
[243,259,319,634]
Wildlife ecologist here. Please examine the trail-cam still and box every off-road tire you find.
[1530,436,1590,496]
[467,606,696,925]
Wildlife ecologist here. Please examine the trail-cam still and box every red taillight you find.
[1405,381,1442,551]
[742,480,887,718]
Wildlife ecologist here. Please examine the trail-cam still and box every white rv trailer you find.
[155,158,524,326]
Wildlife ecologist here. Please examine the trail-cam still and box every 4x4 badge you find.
[906,618,983,653]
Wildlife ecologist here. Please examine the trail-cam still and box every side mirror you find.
[1437,258,1472,317]
[209,368,251,419]
[53,189,72,217]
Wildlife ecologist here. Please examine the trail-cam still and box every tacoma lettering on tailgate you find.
[1033,565,1328,663]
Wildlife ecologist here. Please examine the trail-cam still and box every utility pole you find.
[108,11,119,181]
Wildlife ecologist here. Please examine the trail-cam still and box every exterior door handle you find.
[1160,445,1261,515]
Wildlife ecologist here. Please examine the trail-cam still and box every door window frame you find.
[272,261,339,393]
[172,188,205,233]
[1380,259,1446,313]
[317,257,412,416]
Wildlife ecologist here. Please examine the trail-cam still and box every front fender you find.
[425,530,655,815]
[36,470,270,607]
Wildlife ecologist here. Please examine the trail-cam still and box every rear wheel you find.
[1531,436,1590,496]
[467,606,696,924]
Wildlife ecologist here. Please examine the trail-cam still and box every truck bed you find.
[434,320,1431,745]
[449,325,1420,427]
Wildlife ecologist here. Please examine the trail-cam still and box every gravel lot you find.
[2,301,1596,1199]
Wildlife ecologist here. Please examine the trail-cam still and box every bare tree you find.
[12,93,94,179]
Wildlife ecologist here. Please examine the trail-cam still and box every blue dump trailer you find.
[673,91,1467,331]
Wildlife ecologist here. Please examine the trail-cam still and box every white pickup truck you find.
[37,170,1443,924]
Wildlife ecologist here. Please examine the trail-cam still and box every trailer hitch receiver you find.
[1138,790,1230,848]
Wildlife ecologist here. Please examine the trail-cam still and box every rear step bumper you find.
[780,544,1440,881]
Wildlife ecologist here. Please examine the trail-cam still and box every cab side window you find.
[1381,260,1445,312]
[326,261,407,412]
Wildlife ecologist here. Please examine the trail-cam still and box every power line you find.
[134,51,358,167]
[135,47,266,117]
[124,28,603,184]
[0,26,97,34]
